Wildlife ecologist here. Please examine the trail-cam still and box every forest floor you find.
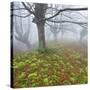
[12,41,88,88]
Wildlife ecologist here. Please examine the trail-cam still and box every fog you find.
[12,2,88,53]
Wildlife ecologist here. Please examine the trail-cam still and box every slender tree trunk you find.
[54,33,57,42]
[61,31,64,40]
[36,22,46,51]
[26,41,31,49]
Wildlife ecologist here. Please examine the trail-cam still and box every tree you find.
[80,24,88,42]
[33,3,48,51]
[11,2,88,51]
[50,23,60,41]
[14,16,31,49]
[21,3,48,51]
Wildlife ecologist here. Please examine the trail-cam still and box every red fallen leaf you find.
[60,72,69,83]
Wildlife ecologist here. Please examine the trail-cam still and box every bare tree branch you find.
[11,8,26,11]
[47,19,87,25]
[46,22,78,34]
[73,11,87,19]
[45,22,53,27]
[13,13,31,18]
[26,2,35,13]
[45,7,88,21]
[14,15,31,49]
[62,13,73,19]
[22,2,35,15]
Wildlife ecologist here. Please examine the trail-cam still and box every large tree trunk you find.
[36,22,46,51]
[34,3,47,51]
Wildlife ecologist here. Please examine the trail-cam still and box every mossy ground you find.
[12,42,88,88]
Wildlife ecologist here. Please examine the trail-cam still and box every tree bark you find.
[34,3,47,51]
[36,22,46,51]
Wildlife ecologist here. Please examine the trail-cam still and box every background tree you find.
[80,24,88,42]
[14,16,31,49]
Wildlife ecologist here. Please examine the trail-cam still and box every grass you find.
[12,41,88,88]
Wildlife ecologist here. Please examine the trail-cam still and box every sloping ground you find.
[12,43,88,88]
